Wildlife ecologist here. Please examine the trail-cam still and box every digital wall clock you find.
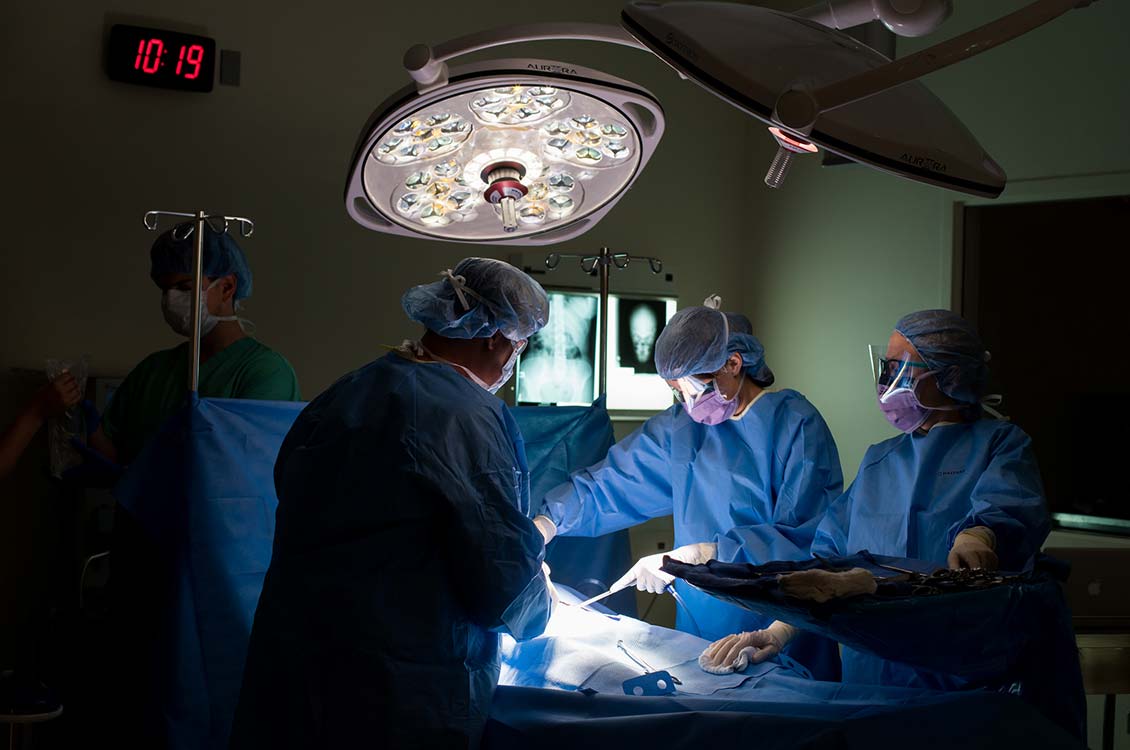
[107,24,216,92]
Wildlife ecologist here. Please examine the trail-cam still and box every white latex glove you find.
[542,562,559,615]
[947,526,998,570]
[612,542,717,594]
[533,515,557,545]
[698,621,797,675]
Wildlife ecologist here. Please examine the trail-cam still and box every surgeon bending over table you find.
[534,297,844,679]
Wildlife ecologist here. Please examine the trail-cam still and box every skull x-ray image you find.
[617,299,666,374]
[517,293,598,405]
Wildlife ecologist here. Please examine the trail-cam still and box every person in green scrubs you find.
[79,223,300,748]
[88,223,300,464]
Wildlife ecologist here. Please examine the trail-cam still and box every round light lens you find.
[363,82,641,241]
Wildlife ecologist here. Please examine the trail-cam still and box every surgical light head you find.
[346,62,664,245]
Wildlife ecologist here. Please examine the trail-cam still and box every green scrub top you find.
[102,338,301,464]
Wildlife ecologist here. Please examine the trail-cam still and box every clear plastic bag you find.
[46,355,88,479]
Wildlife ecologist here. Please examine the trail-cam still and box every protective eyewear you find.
[870,346,930,398]
[670,375,714,406]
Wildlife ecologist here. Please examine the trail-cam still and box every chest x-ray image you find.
[517,292,599,405]
[617,298,666,374]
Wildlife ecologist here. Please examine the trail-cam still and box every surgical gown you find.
[542,390,843,676]
[231,353,553,750]
[811,418,1051,689]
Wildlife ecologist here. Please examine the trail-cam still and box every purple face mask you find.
[684,389,741,425]
[876,382,933,433]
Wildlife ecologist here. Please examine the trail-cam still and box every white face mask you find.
[416,338,523,395]
[161,280,238,338]
[490,344,521,394]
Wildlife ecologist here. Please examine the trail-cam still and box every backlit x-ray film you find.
[606,295,676,410]
[516,291,599,406]
[516,291,676,410]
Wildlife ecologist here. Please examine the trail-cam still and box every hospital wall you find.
[743,0,1130,484]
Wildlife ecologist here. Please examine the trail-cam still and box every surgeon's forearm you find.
[86,426,118,465]
[543,477,667,538]
[539,483,590,535]
[497,566,554,641]
[966,432,1050,570]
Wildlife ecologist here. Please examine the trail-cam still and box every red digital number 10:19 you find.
[133,39,204,80]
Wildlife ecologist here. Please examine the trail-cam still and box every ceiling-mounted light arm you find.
[403,22,648,92]
[775,0,1092,132]
[794,0,953,38]
[764,0,1088,188]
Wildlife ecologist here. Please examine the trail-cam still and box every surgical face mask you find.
[418,337,526,395]
[675,375,740,425]
[685,389,741,425]
[874,352,962,433]
[489,339,525,394]
[875,382,935,433]
[161,280,238,338]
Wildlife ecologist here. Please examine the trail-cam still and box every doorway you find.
[960,195,1130,532]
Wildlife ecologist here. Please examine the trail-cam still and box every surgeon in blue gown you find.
[701,309,1051,690]
[534,299,844,678]
[231,258,556,750]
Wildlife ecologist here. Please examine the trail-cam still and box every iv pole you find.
[545,248,663,395]
[142,210,255,393]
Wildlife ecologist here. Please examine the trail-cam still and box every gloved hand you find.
[542,562,559,615]
[947,527,998,570]
[612,542,717,594]
[698,621,797,675]
[533,515,557,545]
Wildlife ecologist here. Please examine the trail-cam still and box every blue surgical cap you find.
[895,309,989,404]
[402,257,549,341]
[655,306,774,385]
[149,224,254,301]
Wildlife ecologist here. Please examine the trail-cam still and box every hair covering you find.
[655,298,774,385]
[895,309,990,404]
[150,223,254,301]
[401,257,549,341]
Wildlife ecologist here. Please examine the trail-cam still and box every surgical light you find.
[345,0,1094,244]
[346,60,664,245]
